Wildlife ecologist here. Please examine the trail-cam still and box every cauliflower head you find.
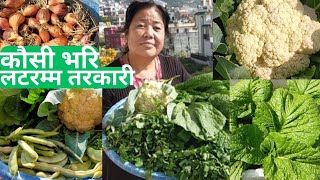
[226,0,320,79]
[134,80,178,113]
[58,89,102,133]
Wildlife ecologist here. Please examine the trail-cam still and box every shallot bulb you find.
[48,3,69,16]
[0,17,11,30]
[42,36,68,46]
[14,37,26,45]
[30,33,41,46]
[39,28,50,43]
[62,22,74,34]
[26,18,40,29]
[22,4,39,17]
[3,28,19,41]
[8,12,25,33]
[47,24,64,38]
[64,13,77,24]
[36,8,50,24]
[47,0,65,6]
[2,0,26,9]
[51,13,61,26]
[18,23,30,35]
[0,8,16,18]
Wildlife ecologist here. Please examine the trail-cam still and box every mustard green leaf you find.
[268,88,320,146]
[231,124,266,165]
[262,133,320,180]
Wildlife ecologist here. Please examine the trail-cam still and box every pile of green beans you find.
[0,127,102,179]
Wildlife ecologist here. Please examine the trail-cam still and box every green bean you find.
[18,140,38,160]
[0,152,9,163]
[21,136,56,147]
[0,137,11,146]
[36,131,59,138]
[8,145,19,176]
[82,155,89,162]
[36,171,60,179]
[0,146,14,154]
[86,147,102,163]
[21,150,35,168]
[92,170,102,178]
[31,161,102,178]
[34,143,54,151]
[38,151,67,163]
[17,129,46,135]
[70,160,92,171]
[6,127,23,140]
[34,148,56,157]
[18,168,36,176]
[54,156,68,167]
[49,139,83,163]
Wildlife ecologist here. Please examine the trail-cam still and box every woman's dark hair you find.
[121,0,170,54]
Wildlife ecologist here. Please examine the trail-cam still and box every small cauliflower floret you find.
[58,89,102,133]
[134,80,178,113]
[226,0,320,79]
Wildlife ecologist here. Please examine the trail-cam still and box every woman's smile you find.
[140,41,155,48]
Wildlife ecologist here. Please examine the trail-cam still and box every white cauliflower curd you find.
[58,89,102,132]
[226,0,320,79]
[134,80,178,113]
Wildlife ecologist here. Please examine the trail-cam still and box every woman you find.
[103,0,191,113]
[103,1,191,180]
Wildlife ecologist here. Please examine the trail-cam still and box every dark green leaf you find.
[208,93,230,118]
[212,22,223,52]
[4,95,35,121]
[212,3,222,19]
[262,133,320,180]
[214,55,251,79]
[231,124,266,165]
[253,102,281,134]
[287,79,320,105]
[107,108,128,127]
[215,43,229,54]
[65,130,90,162]
[268,88,320,146]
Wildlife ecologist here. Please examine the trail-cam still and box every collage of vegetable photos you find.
[0,0,320,180]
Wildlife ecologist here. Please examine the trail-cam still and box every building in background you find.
[167,22,198,56]
[104,26,126,50]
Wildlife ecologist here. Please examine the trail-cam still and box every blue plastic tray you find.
[0,160,100,180]
[102,98,176,180]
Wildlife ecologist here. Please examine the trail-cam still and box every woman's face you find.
[126,6,165,58]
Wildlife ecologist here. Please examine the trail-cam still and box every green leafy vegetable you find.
[230,79,273,120]
[265,88,320,146]
[230,79,320,179]
[262,133,320,180]
[231,125,266,165]
[20,89,46,105]
[214,55,251,80]
[287,79,320,104]
[106,75,230,179]
[65,130,90,162]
